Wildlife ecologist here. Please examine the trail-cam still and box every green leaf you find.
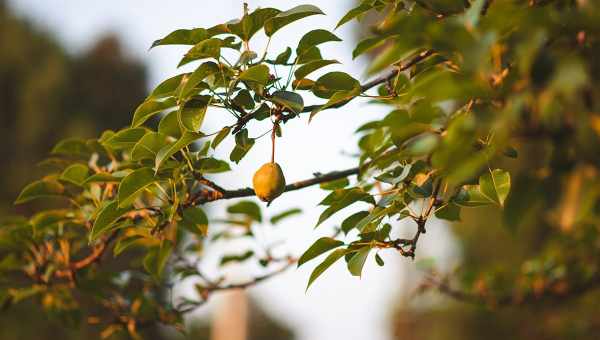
[15,179,64,204]
[294,59,339,80]
[274,47,292,64]
[306,248,347,290]
[269,91,304,113]
[59,164,89,186]
[102,128,147,150]
[131,97,177,127]
[211,126,231,149]
[179,62,219,100]
[341,211,369,234]
[113,236,145,257]
[375,253,385,266]
[352,36,386,59]
[131,132,169,161]
[148,74,187,99]
[143,241,173,280]
[229,129,255,163]
[158,110,181,138]
[310,85,361,121]
[151,28,210,48]
[227,7,281,41]
[82,173,122,185]
[178,95,210,132]
[264,5,324,37]
[233,89,255,110]
[195,157,231,174]
[227,200,262,222]
[312,71,360,99]
[270,208,302,225]
[220,250,254,266]
[435,203,461,221]
[317,188,374,226]
[51,138,91,158]
[455,185,495,207]
[319,177,349,190]
[296,29,341,57]
[178,38,222,67]
[181,206,209,236]
[296,46,323,64]
[347,246,370,277]
[117,167,156,208]
[479,169,511,206]
[336,2,372,28]
[155,131,204,170]
[90,201,130,241]
[298,237,344,267]
[239,64,270,85]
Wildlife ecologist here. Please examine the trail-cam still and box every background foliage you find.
[1,0,600,339]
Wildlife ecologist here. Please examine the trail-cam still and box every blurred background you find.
[1,1,598,340]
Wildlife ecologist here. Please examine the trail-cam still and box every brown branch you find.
[189,165,362,205]
[425,272,600,307]
[176,257,296,314]
[55,230,120,278]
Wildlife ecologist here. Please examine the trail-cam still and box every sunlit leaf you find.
[298,237,344,267]
[15,179,64,204]
[90,201,130,241]
[264,5,324,37]
[117,167,156,208]
[306,248,347,290]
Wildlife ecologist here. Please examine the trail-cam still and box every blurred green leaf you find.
[59,164,89,186]
[270,208,302,225]
[181,206,209,236]
[220,250,254,266]
[15,178,64,204]
[227,200,262,222]
[336,2,373,28]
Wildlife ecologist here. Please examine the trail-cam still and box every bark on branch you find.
[190,166,361,205]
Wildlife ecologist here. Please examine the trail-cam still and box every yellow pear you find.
[253,162,286,203]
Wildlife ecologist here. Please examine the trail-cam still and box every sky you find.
[7,1,459,339]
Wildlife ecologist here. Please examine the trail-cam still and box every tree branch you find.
[55,230,120,278]
[189,166,361,205]
[423,272,600,307]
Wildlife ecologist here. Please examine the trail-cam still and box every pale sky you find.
[7,1,459,339]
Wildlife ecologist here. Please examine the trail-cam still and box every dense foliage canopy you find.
[2,0,600,338]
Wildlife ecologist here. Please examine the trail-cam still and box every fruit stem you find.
[271,123,277,163]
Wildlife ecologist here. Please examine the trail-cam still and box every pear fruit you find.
[253,162,286,203]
